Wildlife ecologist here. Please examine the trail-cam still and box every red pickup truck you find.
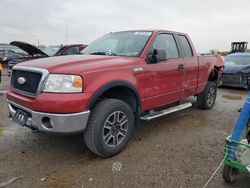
[7,30,223,157]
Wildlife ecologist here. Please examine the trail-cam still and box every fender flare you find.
[87,80,142,112]
[208,66,220,82]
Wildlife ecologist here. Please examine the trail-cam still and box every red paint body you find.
[7,30,223,114]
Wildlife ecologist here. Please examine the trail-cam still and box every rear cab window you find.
[179,35,193,57]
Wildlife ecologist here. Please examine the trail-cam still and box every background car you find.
[7,41,87,75]
[0,49,25,68]
[221,52,250,89]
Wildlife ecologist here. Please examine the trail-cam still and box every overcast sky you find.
[0,0,250,52]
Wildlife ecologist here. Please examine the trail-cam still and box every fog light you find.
[42,117,53,129]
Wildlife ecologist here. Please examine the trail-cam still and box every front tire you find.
[84,99,134,157]
[197,81,217,110]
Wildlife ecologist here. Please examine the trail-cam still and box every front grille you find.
[11,69,42,96]
[222,74,241,84]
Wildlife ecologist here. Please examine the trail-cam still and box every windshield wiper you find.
[90,51,117,56]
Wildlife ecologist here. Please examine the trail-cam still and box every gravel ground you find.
[0,73,250,188]
[0,69,8,91]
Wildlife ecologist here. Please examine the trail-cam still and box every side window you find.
[179,35,193,57]
[152,34,179,59]
[62,47,79,55]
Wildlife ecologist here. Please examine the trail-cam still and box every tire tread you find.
[197,81,217,110]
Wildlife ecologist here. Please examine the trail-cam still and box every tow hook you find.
[31,127,39,133]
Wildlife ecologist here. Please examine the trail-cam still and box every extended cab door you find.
[177,35,199,98]
[143,33,185,110]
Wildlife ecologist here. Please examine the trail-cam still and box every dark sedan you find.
[222,53,250,89]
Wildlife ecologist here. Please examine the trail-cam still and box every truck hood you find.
[223,65,250,74]
[10,41,48,57]
[17,55,141,74]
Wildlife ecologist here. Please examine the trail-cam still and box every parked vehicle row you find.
[0,48,25,68]
[7,30,224,157]
[7,42,86,75]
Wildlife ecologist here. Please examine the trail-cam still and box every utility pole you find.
[66,19,68,45]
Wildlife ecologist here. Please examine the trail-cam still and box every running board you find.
[140,102,192,121]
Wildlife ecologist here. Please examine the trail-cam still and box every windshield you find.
[42,47,60,56]
[225,55,250,66]
[81,31,152,57]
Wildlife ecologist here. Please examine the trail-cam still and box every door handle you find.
[178,64,185,71]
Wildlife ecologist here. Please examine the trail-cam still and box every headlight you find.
[44,74,83,93]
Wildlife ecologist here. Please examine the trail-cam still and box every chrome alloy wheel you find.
[103,111,128,147]
[207,87,216,107]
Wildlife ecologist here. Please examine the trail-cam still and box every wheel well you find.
[208,68,219,82]
[89,86,140,113]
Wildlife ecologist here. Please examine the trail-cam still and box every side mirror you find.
[148,49,167,63]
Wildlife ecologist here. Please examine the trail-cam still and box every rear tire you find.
[84,99,134,157]
[223,165,239,183]
[197,81,217,109]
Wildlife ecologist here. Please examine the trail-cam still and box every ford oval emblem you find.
[17,77,26,85]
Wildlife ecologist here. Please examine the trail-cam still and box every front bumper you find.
[8,100,90,134]
[221,73,250,88]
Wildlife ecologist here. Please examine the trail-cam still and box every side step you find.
[140,102,192,121]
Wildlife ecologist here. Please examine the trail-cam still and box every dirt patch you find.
[222,95,242,100]
[0,128,4,136]
[173,113,205,129]
[0,88,250,188]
